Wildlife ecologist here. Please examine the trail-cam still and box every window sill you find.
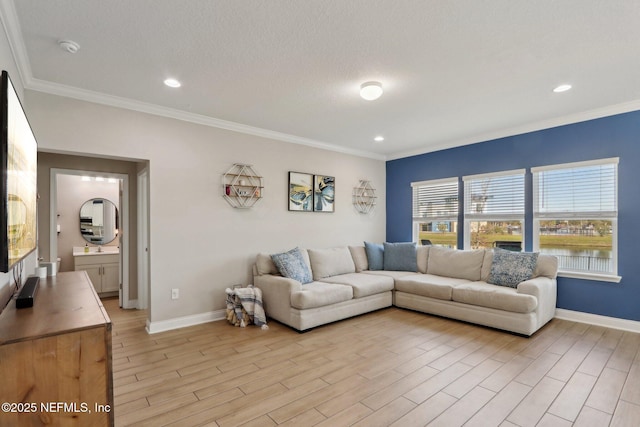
[558,270,622,283]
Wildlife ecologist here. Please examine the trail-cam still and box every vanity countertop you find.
[73,246,120,257]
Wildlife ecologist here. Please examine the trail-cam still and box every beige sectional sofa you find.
[253,245,558,336]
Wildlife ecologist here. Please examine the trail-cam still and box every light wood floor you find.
[105,298,640,427]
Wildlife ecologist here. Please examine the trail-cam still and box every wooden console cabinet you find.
[0,271,114,426]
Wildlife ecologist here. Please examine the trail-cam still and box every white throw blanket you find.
[225,285,268,329]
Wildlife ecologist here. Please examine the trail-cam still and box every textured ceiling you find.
[3,0,640,159]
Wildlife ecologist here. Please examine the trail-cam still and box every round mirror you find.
[80,198,119,245]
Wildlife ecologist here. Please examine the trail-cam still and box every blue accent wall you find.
[386,110,640,321]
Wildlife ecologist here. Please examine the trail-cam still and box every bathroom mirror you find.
[79,198,119,245]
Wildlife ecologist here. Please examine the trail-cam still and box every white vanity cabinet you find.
[74,252,120,295]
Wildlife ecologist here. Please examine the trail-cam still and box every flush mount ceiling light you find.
[360,81,383,101]
[374,136,385,143]
[553,84,572,93]
[58,40,80,54]
[164,78,181,88]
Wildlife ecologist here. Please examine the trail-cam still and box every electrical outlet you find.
[171,288,179,300]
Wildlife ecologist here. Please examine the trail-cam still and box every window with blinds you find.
[532,158,618,276]
[411,178,458,247]
[463,170,525,250]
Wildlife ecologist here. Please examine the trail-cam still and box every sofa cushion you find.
[417,245,430,274]
[319,273,394,298]
[290,282,354,309]
[271,247,313,284]
[395,274,470,301]
[349,246,369,272]
[256,253,280,276]
[427,247,485,281]
[534,254,558,279]
[364,241,384,270]
[308,247,356,280]
[452,282,538,313]
[488,249,539,288]
[383,242,418,272]
[361,270,421,280]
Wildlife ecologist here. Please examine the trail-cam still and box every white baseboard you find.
[555,309,640,334]
[146,309,226,334]
[144,307,640,335]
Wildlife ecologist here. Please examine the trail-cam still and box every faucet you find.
[98,245,103,252]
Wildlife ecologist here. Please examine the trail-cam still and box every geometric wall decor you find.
[353,180,376,214]
[222,163,263,209]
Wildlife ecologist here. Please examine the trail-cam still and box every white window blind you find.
[532,158,618,219]
[463,170,525,220]
[411,178,458,221]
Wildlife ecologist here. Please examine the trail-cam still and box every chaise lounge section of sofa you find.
[253,244,558,335]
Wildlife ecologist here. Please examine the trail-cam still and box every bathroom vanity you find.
[74,247,120,296]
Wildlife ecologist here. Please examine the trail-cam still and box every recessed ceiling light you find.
[553,84,572,93]
[58,40,80,54]
[95,176,105,182]
[360,81,383,101]
[164,78,181,88]
[374,136,385,143]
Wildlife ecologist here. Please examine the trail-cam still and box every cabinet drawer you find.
[74,253,119,267]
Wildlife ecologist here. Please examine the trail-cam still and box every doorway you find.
[50,168,131,306]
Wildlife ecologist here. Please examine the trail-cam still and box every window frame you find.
[532,158,620,282]
[462,169,526,250]
[411,177,459,246]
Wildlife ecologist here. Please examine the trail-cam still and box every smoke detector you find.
[58,40,80,54]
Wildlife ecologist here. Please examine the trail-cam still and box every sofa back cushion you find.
[308,247,356,280]
[417,245,430,274]
[534,254,558,279]
[349,246,369,272]
[383,242,418,271]
[256,253,280,276]
[427,247,485,281]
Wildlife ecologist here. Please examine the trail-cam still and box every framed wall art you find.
[288,172,313,211]
[313,175,335,212]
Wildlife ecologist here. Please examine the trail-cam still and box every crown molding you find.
[0,0,32,91]
[386,99,640,161]
[27,77,386,161]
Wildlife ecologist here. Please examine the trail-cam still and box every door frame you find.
[50,168,130,307]
[136,167,149,310]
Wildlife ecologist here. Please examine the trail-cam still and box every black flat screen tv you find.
[0,70,38,273]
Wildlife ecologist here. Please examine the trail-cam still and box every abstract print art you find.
[288,172,313,211]
[313,175,335,212]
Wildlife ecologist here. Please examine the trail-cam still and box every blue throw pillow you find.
[488,248,539,288]
[383,242,418,272]
[364,241,384,270]
[271,247,313,284]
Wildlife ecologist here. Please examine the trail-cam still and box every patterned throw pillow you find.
[488,249,539,288]
[271,247,313,284]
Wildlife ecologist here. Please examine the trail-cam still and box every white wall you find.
[25,91,386,326]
